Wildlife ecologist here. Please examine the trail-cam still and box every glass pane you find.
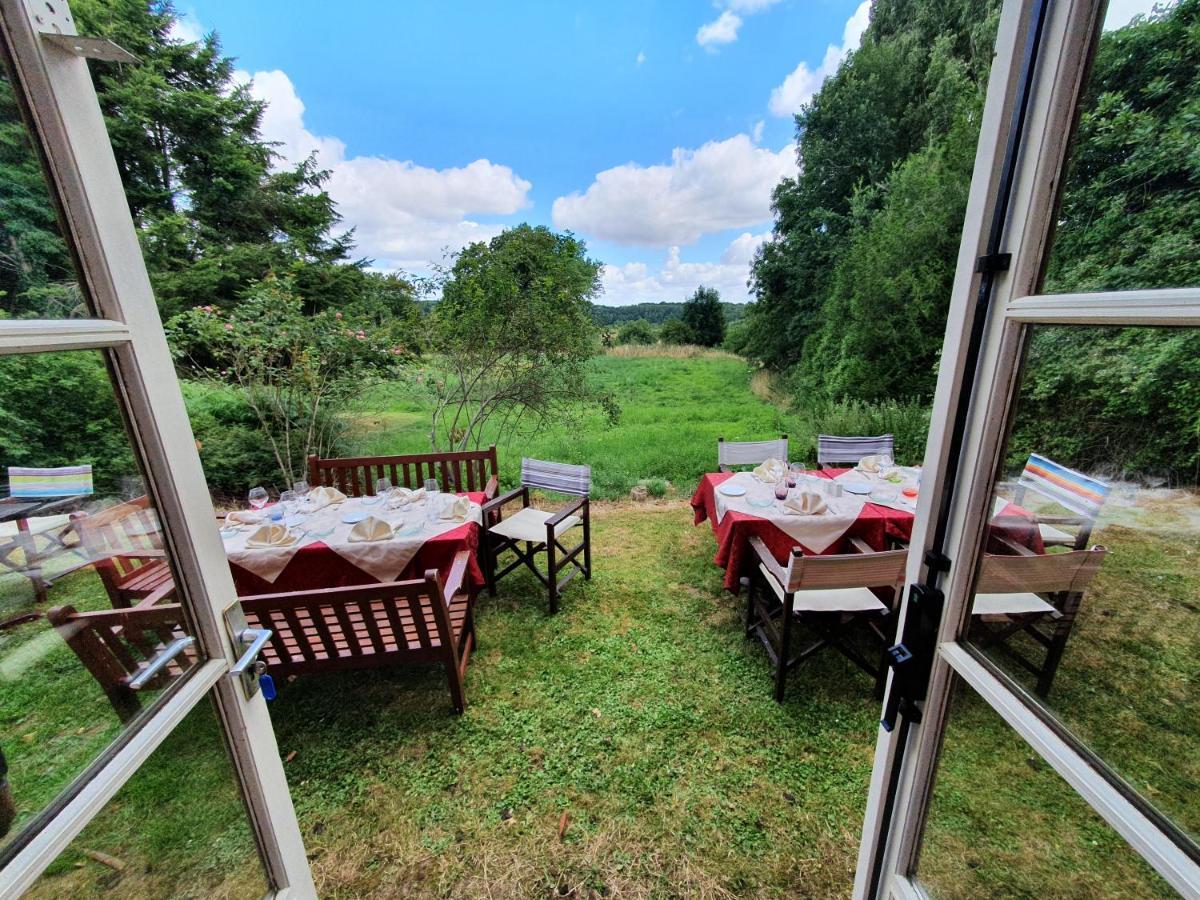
[0,350,200,857]
[916,682,1175,898]
[965,324,1199,845]
[1043,0,1200,293]
[23,701,267,897]
[0,52,92,318]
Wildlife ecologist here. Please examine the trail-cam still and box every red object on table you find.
[690,470,1042,592]
[228,491,487,596]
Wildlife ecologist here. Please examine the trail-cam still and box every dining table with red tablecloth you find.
[227,491,488,596]
[690,469,1043,591]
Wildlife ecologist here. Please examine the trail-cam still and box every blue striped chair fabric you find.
[7,465,94,499]
[717,437,788,469]
[521,458,591,497]
[816,434,894,466]
[1017,454,1110,519]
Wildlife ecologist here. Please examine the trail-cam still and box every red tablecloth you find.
[229,491,487,596]
[690,471,1043,592]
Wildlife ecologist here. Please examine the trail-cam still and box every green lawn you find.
[2,351,1194,897]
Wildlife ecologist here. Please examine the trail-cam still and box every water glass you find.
[248,486,268,510]
[292,479,310,496]
[878,453,894,470]
[279,489,297,517]
[424,477,439,494]
[774,480,789,501]
[375,476,392,496]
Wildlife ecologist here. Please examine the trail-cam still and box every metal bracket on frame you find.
[25,0,140,63]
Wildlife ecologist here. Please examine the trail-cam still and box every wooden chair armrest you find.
[992,535,1037,557]
[133,580,177,608]
[846,536,874,555]
[441,551,471,600]
[546,496,587,529]
[747,535,789,587]
[482,486,528,516]
[483,474,499,500]
[1031,514,1084,525]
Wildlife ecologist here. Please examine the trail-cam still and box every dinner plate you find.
[842,482,872,495]
[718,483,747,497]
[341,511,370,524]
[747,497,774,509]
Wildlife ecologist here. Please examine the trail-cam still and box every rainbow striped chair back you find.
[7,465,94,499]
[1018,455,1109,518]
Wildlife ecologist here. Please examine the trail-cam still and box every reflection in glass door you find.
[0,1,313,895]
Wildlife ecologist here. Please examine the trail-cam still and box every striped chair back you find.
[521,458,591,496]
[8,465,93,498]
[1018,454,1110,518]
[717,436,788,469]
[817,434,894,467]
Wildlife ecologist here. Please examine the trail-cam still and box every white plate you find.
[341,511,370,524]
[842,482,872,495]
[718,483,747,497]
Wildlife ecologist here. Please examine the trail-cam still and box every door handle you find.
[224,604,273,700]
[128,635,196,691]
[230,628,272,677]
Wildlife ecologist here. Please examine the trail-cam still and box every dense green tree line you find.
[746,0,1200,478]
[591,301,747,327]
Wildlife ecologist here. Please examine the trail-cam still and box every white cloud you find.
[1103,0,1167,29]
[636,50,647,66]
[168,10,205,44]
[751,119,765,143]
[551,134,795,247]
[696,11,742,49]
[696,0,784,49]
[768,0,870,117]
[240,69,532,273]
[600,232,771,305]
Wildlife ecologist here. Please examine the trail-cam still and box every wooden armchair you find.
[747,536,908,702]
[47,583,195,722]
[971,541,1106,696]
[717,435,789,472]
[816,434,895,469]
[76,496,172,608]
[999,453,1111,550]
[239,552,477,712]
[483,458,591,614]
[307,446,500,500]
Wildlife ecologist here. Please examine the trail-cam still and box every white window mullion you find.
[0,318,129,353]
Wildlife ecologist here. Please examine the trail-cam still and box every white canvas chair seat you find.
[973,591,1057,619]
[759,564,886,613]
[488,507,581,543]
[0,513,73,540]
[1038,522,1076,544]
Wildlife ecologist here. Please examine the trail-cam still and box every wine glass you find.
[248,486,268,511]
[279,489,297,520]
[293,479,310,496]
[774,480,789,501]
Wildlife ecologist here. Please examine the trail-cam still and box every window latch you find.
[881,582,944,732]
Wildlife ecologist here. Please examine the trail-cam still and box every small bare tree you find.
[423,225,617,451]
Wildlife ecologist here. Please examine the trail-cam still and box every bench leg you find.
[444,656,466,714]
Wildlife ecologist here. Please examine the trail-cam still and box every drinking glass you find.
[279,490,297,518]
[292,479,309,496]
[878,453,894,470]
[774,480,789,501]
[424,477,439,494]
[375,477,392,496]
[248,486,268,510]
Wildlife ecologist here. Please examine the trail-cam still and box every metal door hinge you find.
[974,252,1012,274]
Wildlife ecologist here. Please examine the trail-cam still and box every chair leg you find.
[483,536,497,597]
[546,527,558,615]
[444,654,466,714]
[582,501,592,580]
[774,593,794,703]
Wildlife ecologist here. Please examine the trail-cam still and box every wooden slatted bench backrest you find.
[308,447,499,497]
[239,572,457,676]
[47,602,197,722]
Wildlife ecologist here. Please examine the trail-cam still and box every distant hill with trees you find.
[591,301,747,327]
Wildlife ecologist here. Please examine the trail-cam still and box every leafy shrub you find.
[659,319,697,345]
[639,477,670,498]
[616,320,656,345]
[789,396,931,467]
[180,382,289,496]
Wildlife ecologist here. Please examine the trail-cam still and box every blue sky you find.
[177,0,1156,304]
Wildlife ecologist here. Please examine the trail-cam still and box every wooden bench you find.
[47,583,196,722]
[308,447,500,499]
[239,551,477,712]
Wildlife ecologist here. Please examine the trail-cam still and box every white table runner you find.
[714,471,866,554]
[223,495,482,584]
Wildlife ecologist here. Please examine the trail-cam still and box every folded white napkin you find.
[387,487,426,508]
[782,491,827,516]
[857,455,883,474]
[227,509,264,525]
[440,495,470,520]
[307,486,347,509]
[753,457,788,484]
[245,524,299,548]
[348,515,392,542]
